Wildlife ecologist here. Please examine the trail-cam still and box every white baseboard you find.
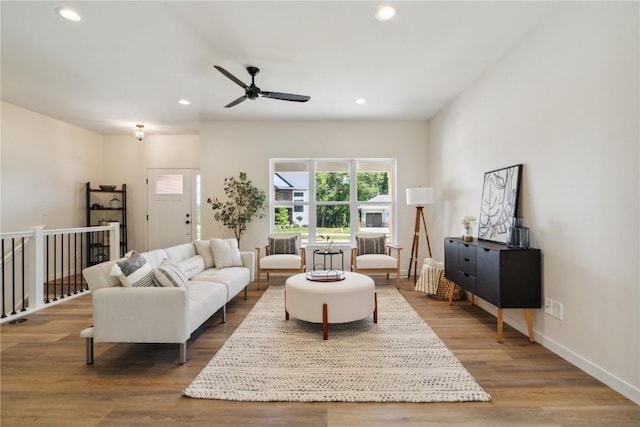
[474,299,640,405]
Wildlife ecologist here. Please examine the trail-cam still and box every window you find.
[155,174,183,195]
[270,159,396,244]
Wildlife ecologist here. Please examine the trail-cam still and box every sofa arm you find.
[241,251,255,281]
[92,287,189,344]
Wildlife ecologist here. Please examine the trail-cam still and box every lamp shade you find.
[406,187,433,206]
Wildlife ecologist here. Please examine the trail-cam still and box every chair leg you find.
[85,337,94,365]
[256,271,261,290]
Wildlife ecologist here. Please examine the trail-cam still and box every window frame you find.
[269,158,397,245]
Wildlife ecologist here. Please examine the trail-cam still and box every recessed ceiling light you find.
[375,5,396,21]
[55,7,82,22]
[356,98,366,105]
[178,99,191,105]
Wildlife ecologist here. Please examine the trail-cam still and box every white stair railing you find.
[0,223,120,323]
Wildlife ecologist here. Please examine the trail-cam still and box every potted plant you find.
[207,172,267,245]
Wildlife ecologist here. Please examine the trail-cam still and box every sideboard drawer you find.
[460,243,476,261]
[457,271,476,294]
[458,256,476,276]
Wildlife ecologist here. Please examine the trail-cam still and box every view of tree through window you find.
[270,159,396,244]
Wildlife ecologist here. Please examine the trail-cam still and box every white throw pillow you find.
[193,239,215,269]
[177,255,205,279]
[110,251,155,287]
[210,238,242,268]
[153,260,188,288]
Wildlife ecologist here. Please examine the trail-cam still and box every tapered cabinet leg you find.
[524,308,535,343]
[497,308,504,343]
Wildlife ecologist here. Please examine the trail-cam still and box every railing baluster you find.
[11,239,17,315]
[1,239,6,318]
[21,237,27,312]
[45,235,50,304]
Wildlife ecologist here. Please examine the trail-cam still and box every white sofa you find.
[81,240,254,365]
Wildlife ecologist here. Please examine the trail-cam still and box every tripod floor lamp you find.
[406,187,433,283]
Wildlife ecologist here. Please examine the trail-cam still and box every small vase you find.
[462,225,473,242]
[507,217,530,249]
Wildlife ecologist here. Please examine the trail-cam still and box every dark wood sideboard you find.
[444,237,541,343]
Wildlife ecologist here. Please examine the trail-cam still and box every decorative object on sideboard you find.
[478,164,522,244]
[98,184,116,191]
[406,186,433,283]
[461,215,476,242]
[506,217,530,249]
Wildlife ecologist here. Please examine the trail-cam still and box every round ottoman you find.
[285,271,377,340]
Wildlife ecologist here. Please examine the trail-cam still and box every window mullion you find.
[350,161,358,244]
[308,161,317,244]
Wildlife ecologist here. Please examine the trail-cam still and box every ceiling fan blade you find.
[214,65,248,90]
[224,95,248,108]
[260,91,310,103]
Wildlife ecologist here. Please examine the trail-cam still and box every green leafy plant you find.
[206,172,267,244]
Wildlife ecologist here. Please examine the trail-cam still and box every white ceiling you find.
[1,1,557,135]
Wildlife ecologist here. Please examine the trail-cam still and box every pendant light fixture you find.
[134,124,145,141]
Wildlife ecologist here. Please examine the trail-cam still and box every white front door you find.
[147,169,194,250]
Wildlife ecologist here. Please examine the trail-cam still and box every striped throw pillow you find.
[110,251,156,287]
[153,260,188,288]
[356,235,386,255]
[269,236,298,255]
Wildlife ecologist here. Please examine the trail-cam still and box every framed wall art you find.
[478,164,522,244]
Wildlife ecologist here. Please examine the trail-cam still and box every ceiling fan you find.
[214,65,311,108]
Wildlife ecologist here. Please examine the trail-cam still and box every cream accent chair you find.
[351,233,402,289]
[256,233,306,289]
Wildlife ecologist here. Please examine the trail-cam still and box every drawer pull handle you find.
[448,239,454,243]
[464,273,470,277]
[464,244,470,247]
[464,258,470,262]
[483,248,490,252]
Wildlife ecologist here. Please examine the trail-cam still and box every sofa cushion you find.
[192,267,250,302]
[194,239,215,268]
[141,249,169,269]
[110,251,156,287]
[269,236,298,255]
[210,238,243,268]
[177,255,205,279]
[165,243,197,262]
[153,260,188,288]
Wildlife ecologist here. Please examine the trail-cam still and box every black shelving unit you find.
[85,182,127,265]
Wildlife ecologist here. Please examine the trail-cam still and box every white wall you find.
[102,134,200,251]
[428,2,639,402]
[0,102,104,232]
[199,120,430,269]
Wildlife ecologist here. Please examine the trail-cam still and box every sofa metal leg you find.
[179,343,187,364]
[222,304,227,323]
[244,286,248,300]
[85,337,94,365]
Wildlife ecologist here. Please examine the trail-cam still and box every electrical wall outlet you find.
[552,301,563,320]
[544,298,553,315]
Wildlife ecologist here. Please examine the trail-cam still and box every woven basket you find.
[415,258,465,301]
[429,275,464,301]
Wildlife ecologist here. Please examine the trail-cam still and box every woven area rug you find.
[183,285,491,402]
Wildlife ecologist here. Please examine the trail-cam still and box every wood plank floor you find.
[1,277,638,426]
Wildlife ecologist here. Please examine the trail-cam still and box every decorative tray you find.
[306,270,346,282]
